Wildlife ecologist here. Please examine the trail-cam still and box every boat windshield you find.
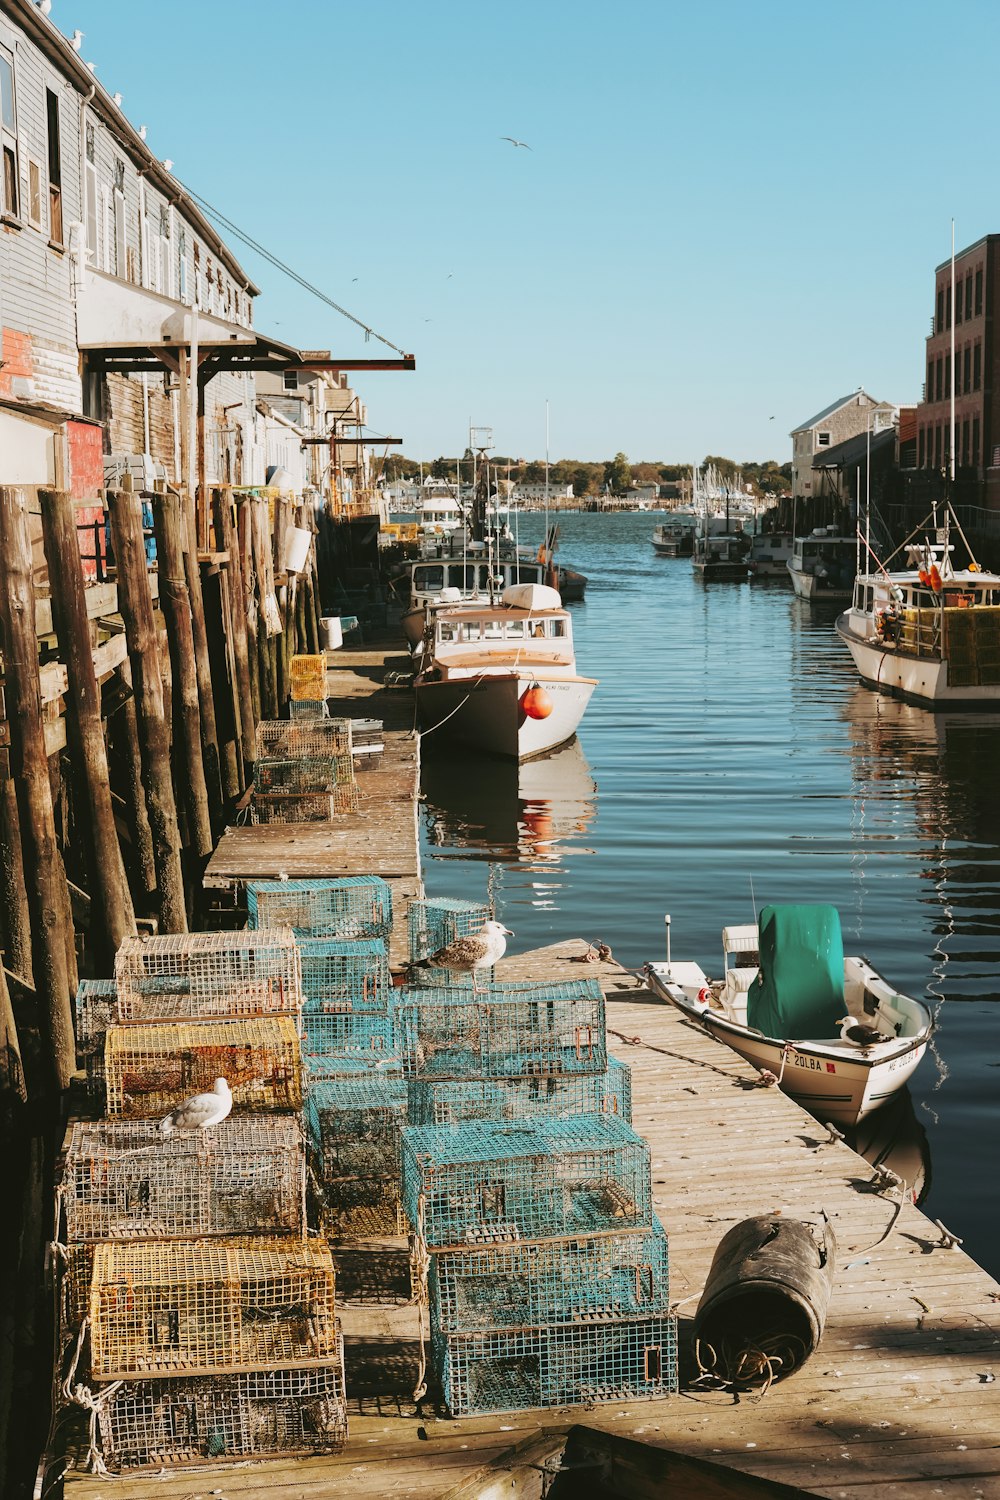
[437,616,568,644]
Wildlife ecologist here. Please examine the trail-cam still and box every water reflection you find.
[421,736,597,874]
[846,1087,932,1207]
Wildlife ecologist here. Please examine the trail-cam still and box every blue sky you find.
[65,0,999,463]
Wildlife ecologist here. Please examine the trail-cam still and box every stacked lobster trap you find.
[396,967,678,1417]
[251,718,360,821]
[57,928,348,1474]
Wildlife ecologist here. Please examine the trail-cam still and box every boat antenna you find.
[749,873,758,924]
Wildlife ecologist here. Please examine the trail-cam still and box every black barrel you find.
[693,1214,836,1389]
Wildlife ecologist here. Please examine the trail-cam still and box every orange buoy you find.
[918,568,930,585]
[522,683,553,720]
[929,563,943,592]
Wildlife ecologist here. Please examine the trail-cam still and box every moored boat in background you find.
[787,529,855,600]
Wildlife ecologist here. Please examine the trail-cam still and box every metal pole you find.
[664,912,672,969]
[950,220,956,484]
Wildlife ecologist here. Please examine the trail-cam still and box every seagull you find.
[502,136,531,150]
[838,1016,891,1048]
[410,921,513,992]
[160,1077,233,1136]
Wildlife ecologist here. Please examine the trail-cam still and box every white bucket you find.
[321,616,343,651]
[285,526,312,574]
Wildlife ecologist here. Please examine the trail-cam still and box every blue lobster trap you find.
[407,898,491,987]
[429,1220,670,1334]
[74,978,118,1100]
[298,938,390,1014]
[323,1174,405,1238]
[300,1010,395,1077]
[247,877,392,941]
[305,1073,408,1183]
[432,1313,678,1416]
[401,1115,651,1249]
[397,981,606,1081]
[406,1057,632,1127]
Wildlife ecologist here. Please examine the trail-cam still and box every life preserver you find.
[696,986,712,1005]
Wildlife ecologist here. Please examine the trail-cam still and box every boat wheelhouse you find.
[748,531,794,578]
[787,529,855,600]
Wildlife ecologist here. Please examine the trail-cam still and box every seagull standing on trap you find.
[160,1077,233,1136]
[409,921,513,993]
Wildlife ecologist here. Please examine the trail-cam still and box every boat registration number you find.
[790,1053,833,1073]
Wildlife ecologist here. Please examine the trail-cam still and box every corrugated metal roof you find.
[791,390,876,436]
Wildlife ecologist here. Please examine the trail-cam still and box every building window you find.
[936,357,943,402]
[85,160,98,262]
[936,287,944,333]
[963,346,971,395]
[0,45,18,218]
[85,120,95,164]
[113,187,126,277]
[945,360,951,399]
[962,418,970,467]
[946,289,952,329]
[46,90,63,244]
[178,228,188,301]
[955,286,962,325]
[918,428,925,467]
[974,341,982,391]
[966,273,973,321]
[26,158,42,229]
[973,417,980,467]
[975,268,983,315]
[282,370,299,392]
[926,362,933,402]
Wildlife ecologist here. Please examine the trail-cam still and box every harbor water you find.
[419,509,1000,1280]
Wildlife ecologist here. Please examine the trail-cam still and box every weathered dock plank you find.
[61,938,1000,1499]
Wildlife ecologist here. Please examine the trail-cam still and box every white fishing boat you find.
[748,531,794,578]
[787,529,856,600]
[836,506,1000,707]
[414,582,597,761]
[644,904,933,1126]
[651,517,695,557]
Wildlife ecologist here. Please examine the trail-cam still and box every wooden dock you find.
[60,938,1000,1499]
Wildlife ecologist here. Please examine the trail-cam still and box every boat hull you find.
[693,562,748,580]
[645,969,930,1127]
[788,565,852,602]
[416,672,597,761]
[836,615,1000,707]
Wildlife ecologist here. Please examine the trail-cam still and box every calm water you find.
[418,510,1000,1279]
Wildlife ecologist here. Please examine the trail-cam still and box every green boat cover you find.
[746,904,845,1039]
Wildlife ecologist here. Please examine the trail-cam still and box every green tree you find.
[604,452,631,493]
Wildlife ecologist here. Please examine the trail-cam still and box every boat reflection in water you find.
[421,737,597,876]
[846,1087,931,1207]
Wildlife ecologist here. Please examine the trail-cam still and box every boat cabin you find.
[790,531,855,580]
[407,558,545,609]
[427,599,577,680]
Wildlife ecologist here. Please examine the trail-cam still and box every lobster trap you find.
[429,1221,670,1334]
[300,1009,395,1077]
[246,876,393,941]
[89,1237,338,1379]
[299,938,391,1014]
[61,1117,306,1243]
[306,1072,407,1183]
[398,981,607,1081]
[95,1351,347,1471]
[103,1017,302,1118]
[322,1175,405,1239]
[407,898,490,987]
[432,1314,678,1416]
[75,978,118,1100]
[113,930,303,1024]
[254,718,353,761]
[406,1058,632,1127]
[251,785,360,821]
[401,1116,651,1249]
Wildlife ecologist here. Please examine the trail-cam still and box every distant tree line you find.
[378,451,792,498]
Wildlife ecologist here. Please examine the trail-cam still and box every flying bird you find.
[502,136,531,150]
[410,921,513,992]
[160,1077,233,1136]
[838,1016,891,1048]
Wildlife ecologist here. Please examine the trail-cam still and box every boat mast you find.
[950,219,956,491]
[544,399,550,570]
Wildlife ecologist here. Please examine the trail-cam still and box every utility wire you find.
[173,176,410,358]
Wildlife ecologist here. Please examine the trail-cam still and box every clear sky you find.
[63,0,1000,464]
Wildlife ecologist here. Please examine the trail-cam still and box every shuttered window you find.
[0,47,18,218]
[46,89,62,244]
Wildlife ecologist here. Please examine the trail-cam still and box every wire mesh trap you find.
[114,930,303,1023]
[299,937,391,1014]
[89,1237,339,1379]
[407,898,490,987]
[432,1314,678,1416]
[254,718,353,760]
[61,1117,306,1243]
[305,1073,408,1183]
[251,785,361,821]
[406,1058,632,1127]
[402,1116,651,1248]
[397,981,607,1081]
[246,876,392,941]
[300,1009,396,1077]
[75,978,118,1100]
[95,1348,347,1471]
[429,1220,670,1334]
[103,1017,302,1118]
[321,1174,405,1239]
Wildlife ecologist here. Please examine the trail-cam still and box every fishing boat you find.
[787,529,855,600]
[836,506,1000,707]
[414,582,597,761]
[691,518,750,580]
[651,517,695,557]
[644,904,933,1126]
[748,531,794,578]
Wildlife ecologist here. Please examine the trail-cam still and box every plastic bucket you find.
[285,526,312,574]
[320,617,343,651]
[693,1214,836,1389]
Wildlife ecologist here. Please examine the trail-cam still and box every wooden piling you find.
[212,489,255,785]
[179,492,226,832]
[39,489,136,961]
[235,497,262,726]
[0,486,76,1089]
[0,777,32,989]
[112,656,157,900]
[151,492,213,858]
[107,487,187,934]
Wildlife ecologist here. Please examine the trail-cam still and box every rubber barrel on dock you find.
[693,1214,836,1390]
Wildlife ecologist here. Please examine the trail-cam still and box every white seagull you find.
[410,921,513,992]
[501,136,531,150]
[160,1077,233,1136]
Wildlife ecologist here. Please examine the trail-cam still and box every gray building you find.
[790,390,896,499]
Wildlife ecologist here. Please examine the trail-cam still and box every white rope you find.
[411,1193,431,1403]
[61,1318,123,1476]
